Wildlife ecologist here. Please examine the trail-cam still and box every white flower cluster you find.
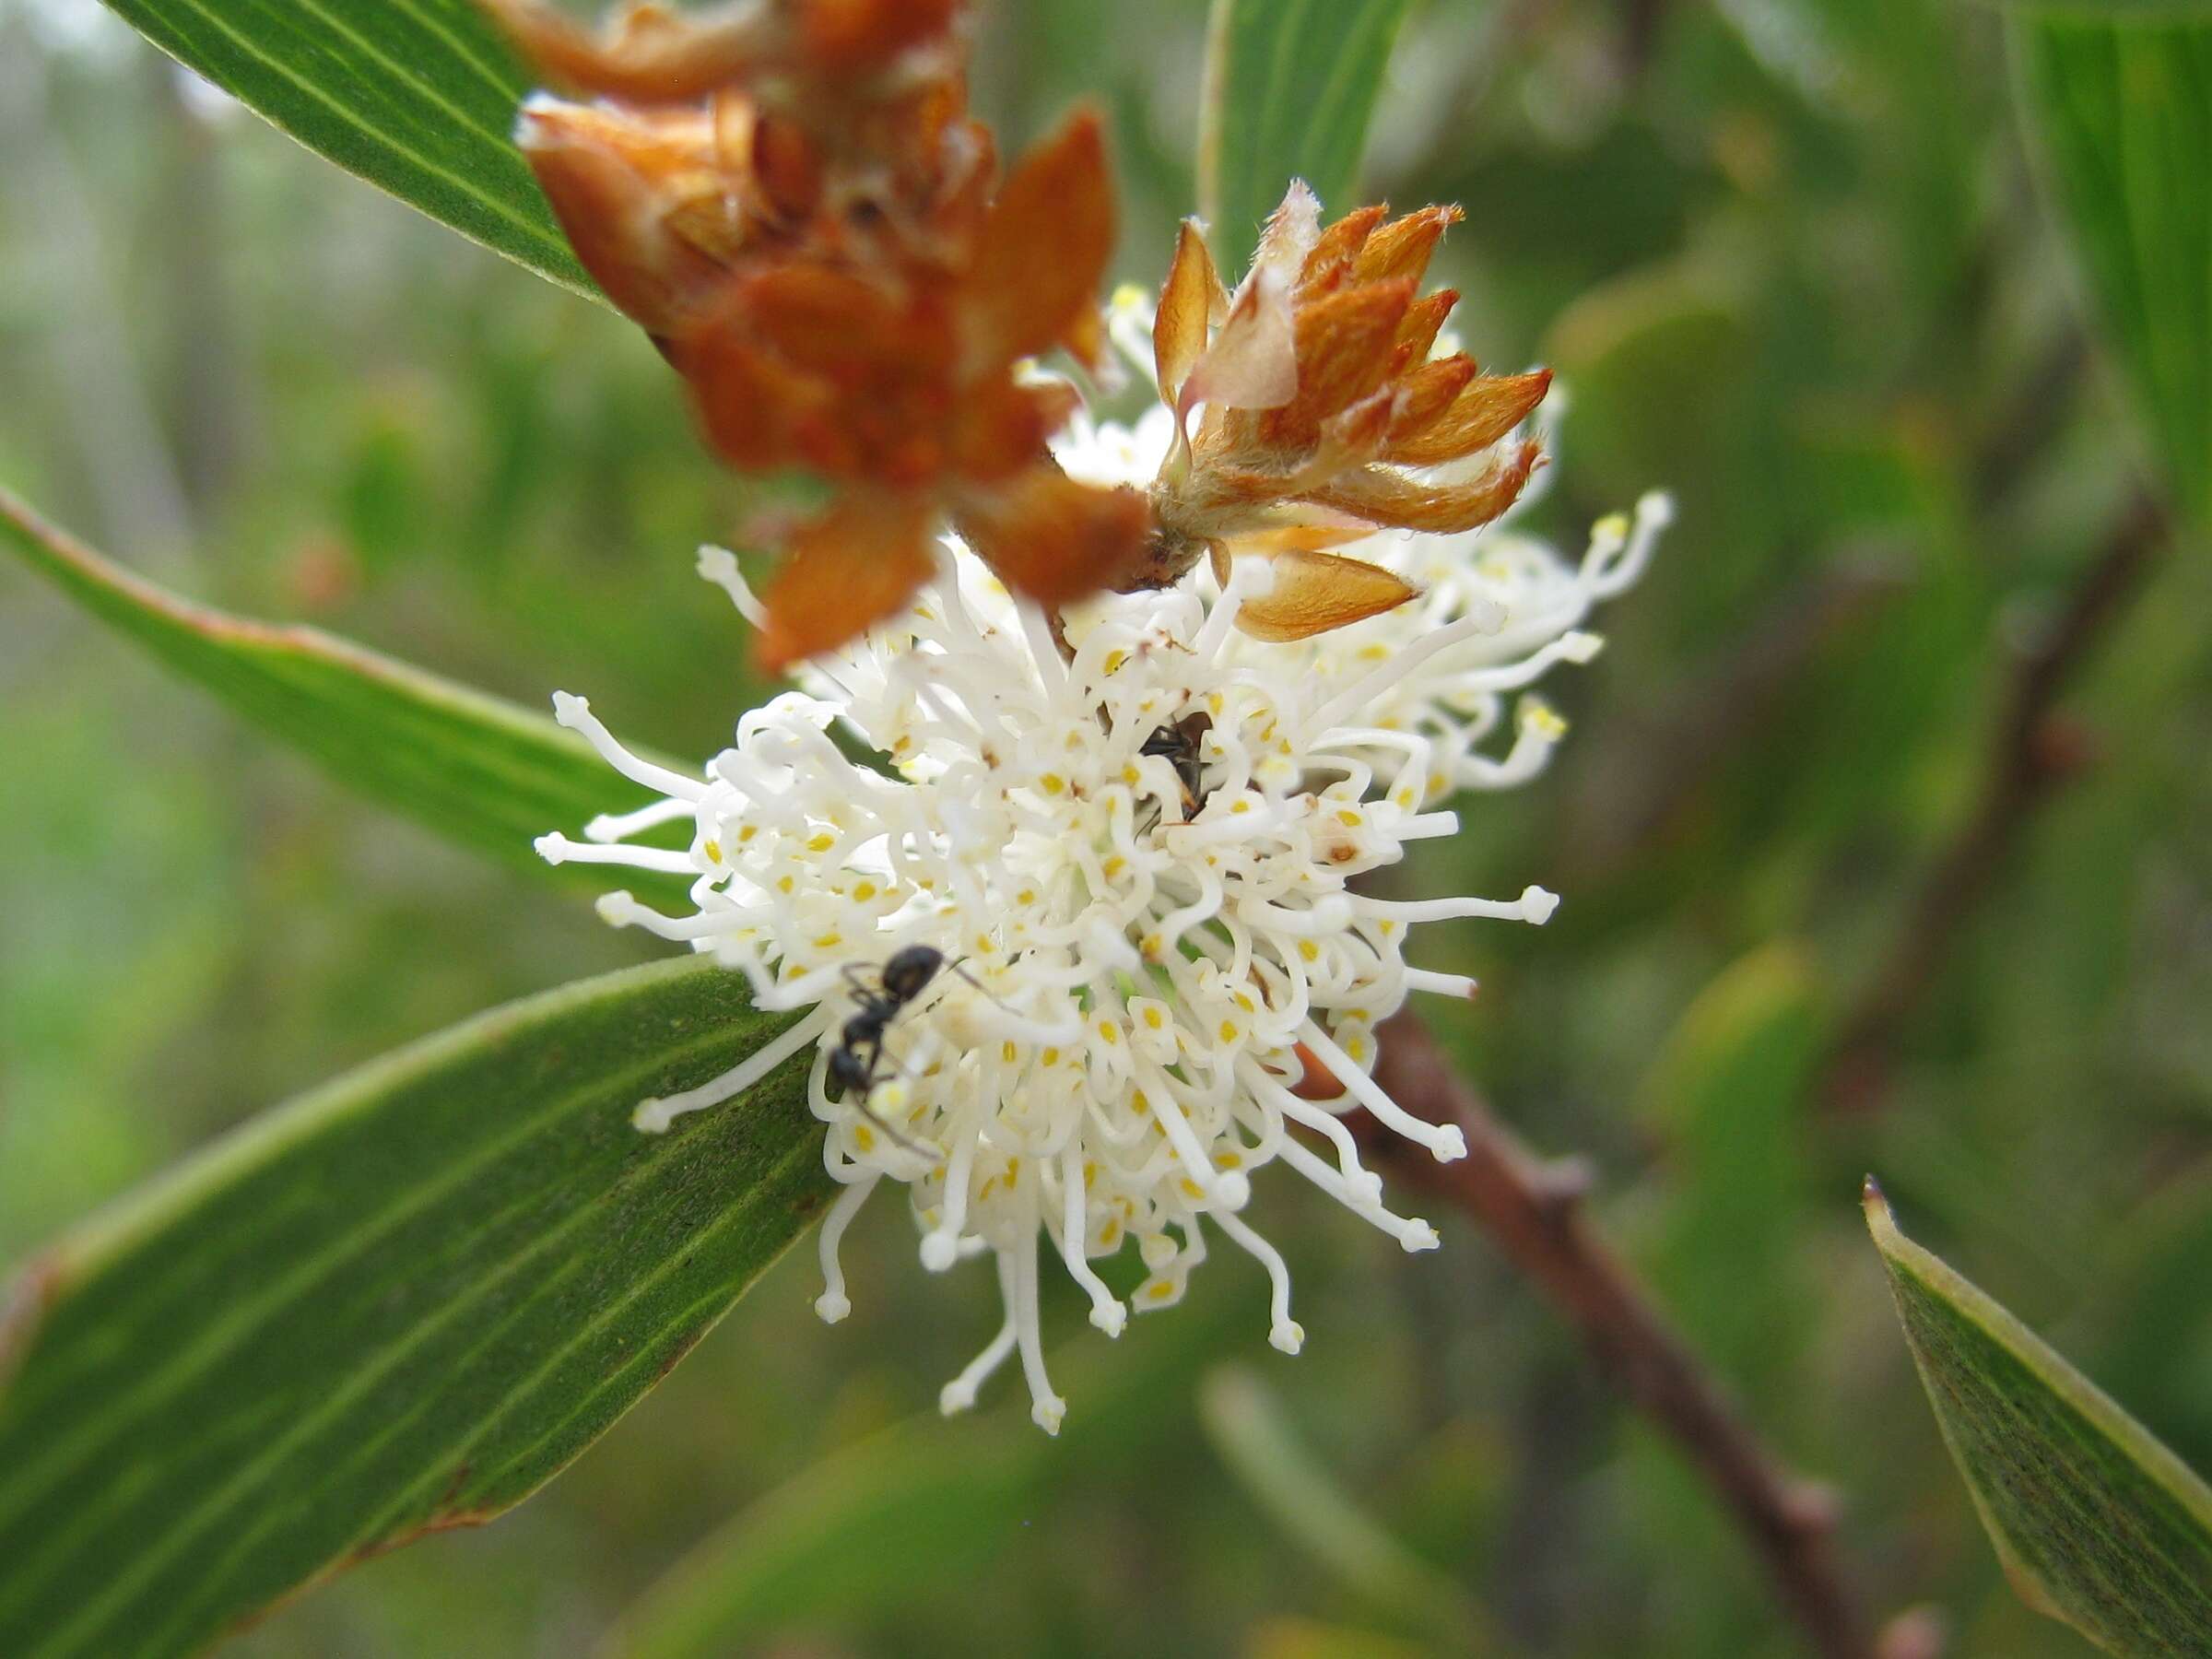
[539,410,1666,1432]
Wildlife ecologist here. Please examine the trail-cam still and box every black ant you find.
[1139,712,1213,825]
[830,944,947,1104]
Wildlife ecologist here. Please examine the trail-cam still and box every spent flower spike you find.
[539,390,1666,1430]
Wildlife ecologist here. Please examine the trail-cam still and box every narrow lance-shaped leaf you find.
[0,487,683,896]
[2013,17,2212,534]
[96,0,595,297]
[1197,1367,1488,1652]
[1197,0,1416,274]
[1865,1180,2212,1655]
[0,956,827,1659]
[606,1307,1231,1659]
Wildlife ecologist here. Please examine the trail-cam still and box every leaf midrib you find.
[64,1127,819,1659]
[0,991,770,1535]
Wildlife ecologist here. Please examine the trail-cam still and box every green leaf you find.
[97,0,595,299]
[607,1306,1230,1658]
[1865,1181,2212,1654]
[1638,945,1819,1387]
[2014,16,2212,532]
[0,956,824,1659]
[0,486,682,894]
[1197,1368,1488,1652]
[1196,0,1415,274]
[608,1406,1045,1659]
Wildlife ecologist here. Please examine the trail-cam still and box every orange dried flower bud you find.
[1140,185,1551,631]
[489,0,1151,669]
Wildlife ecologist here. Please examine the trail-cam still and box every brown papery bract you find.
[1140,183,1555,640]
[484,0,1145,666]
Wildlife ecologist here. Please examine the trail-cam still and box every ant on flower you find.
[1139,711,1213,825]
[830,944,948,1104]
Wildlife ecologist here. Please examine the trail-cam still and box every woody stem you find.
[1361,1010,1877,1659]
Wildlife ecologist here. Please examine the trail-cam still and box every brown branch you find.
[1363,1011,1876,1659]
[1825,488,2170,1109]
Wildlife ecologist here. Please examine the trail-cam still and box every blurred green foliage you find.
[1,0,2207,1654]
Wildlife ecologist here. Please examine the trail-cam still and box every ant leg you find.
[936,956,1021,1015]
[848,1034,934,1155]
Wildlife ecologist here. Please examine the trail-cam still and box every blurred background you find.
[3,0,2207,1653]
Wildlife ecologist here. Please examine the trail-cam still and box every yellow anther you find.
[703,840,723,864]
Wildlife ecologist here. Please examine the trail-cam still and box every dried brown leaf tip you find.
[484,0,1147,667]
[1138,182,1551,640]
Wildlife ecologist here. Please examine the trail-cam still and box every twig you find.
[1362,1010,1875,1659]
[1825,488,2170,1109]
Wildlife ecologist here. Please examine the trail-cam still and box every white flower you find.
[537,407,1665,1433]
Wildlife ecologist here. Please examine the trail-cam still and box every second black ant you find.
[1138,711,1213,825]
